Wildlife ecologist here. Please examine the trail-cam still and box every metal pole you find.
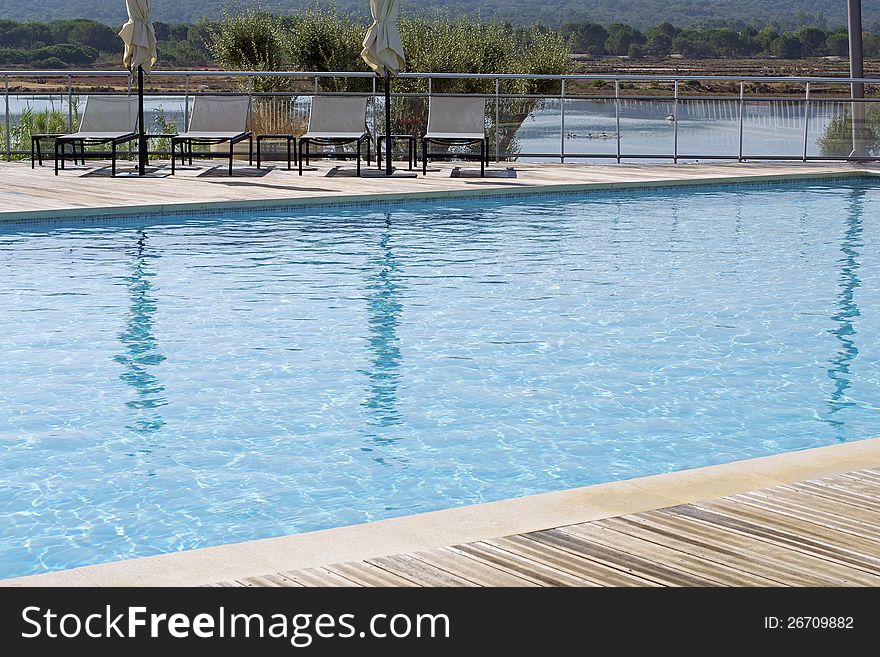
[138,66,147,175]
[615,79,621,163]
[738,81,745,161]
[385,70,392,176]
[560,78,566,164]
[802,81,811,162]
[848,0,866,158]
[4,76,9,161]
[371,75,377,153]
[247,76,253,135]
[495,77,500,163]
[67,75,73,131]
[673,79,679,164]
[184,75,190,128]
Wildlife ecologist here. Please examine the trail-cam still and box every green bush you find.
[1,102,79,160]
[207,6,293,90]
[818,105,880,157]
[208,6,571,160]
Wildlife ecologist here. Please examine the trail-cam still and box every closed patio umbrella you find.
[361,0,406,175]
[119,0,157,176]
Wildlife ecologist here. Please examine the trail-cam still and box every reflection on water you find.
[360,215,404,443]
[113,230,167,439]
[824,189,864,435]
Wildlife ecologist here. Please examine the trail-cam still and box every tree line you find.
[0,18,211,67]
[561,21,880,59]
[1,0,879,32]
[1,16,879,69]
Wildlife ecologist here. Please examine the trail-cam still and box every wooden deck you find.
[0,159,877,223]
[211,468,880,587]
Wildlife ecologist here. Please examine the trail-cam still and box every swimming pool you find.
[2,179,879,578]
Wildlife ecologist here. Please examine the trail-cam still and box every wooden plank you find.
[734,489,880,535]
[524,529,719,587]
[366,554,480,587]
[452,541,599,587]
[825,472,880,493]
[283,567,363,587]
[487,535,661,587]
[755,484,880,524]
[668,504,880,581]
[559,522,778,586]
[702,498,880,568]
[410,548,542,587]
[786,480,880,514]
[236,573,304,587]
[595,515,814,586]
[840,469,880,483]
[643,509,880,586]
[209,581,243,587]
[325,561,421,587]
[812,473,880,499]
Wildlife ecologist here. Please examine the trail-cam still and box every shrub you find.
[207,6,293,90]
[819,105,880,157]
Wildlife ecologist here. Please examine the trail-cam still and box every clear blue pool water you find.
[2,179,879,578]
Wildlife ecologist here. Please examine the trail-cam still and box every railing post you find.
[615,79,621,163]
[314,76,319,95]
[802,81,811,162]
[560,78,566,164]
[673,79,679,164]
[738,80,745,162]
[126,74,133,159]
[184,75,190,129]
[247,76,253,132]
[372,75,377,152]
[67,75,73,132]
[494,77,500,163]
[4,76,10,161]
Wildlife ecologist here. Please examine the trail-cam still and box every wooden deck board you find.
[366,554,481,587]
[209,468,880,587]
[324,561,422,587]
[410,548,543,587]
[558,523,778,586]
[643,509,880,586]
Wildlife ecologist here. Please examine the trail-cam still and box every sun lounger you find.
[421,96,488,177]
[298,96,371,176]
[171,96,252,175]
[54,96,139,176]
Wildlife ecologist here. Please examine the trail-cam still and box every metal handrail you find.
[4,69,879,163]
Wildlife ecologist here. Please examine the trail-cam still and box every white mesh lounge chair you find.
[171,96,253,176]
[54,96,139,176]
[298,96,371,176]
[421,96,488,177]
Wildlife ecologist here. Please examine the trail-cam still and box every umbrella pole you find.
[138,65,147,175]
[385,70,392,176]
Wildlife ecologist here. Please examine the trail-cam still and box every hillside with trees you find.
[0,0,877,31]
[2,13,879,70]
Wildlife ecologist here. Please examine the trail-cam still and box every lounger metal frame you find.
[170,133,253,176]
[298,133,372,176]
[54,132,139,176]
[421,137,488,177]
